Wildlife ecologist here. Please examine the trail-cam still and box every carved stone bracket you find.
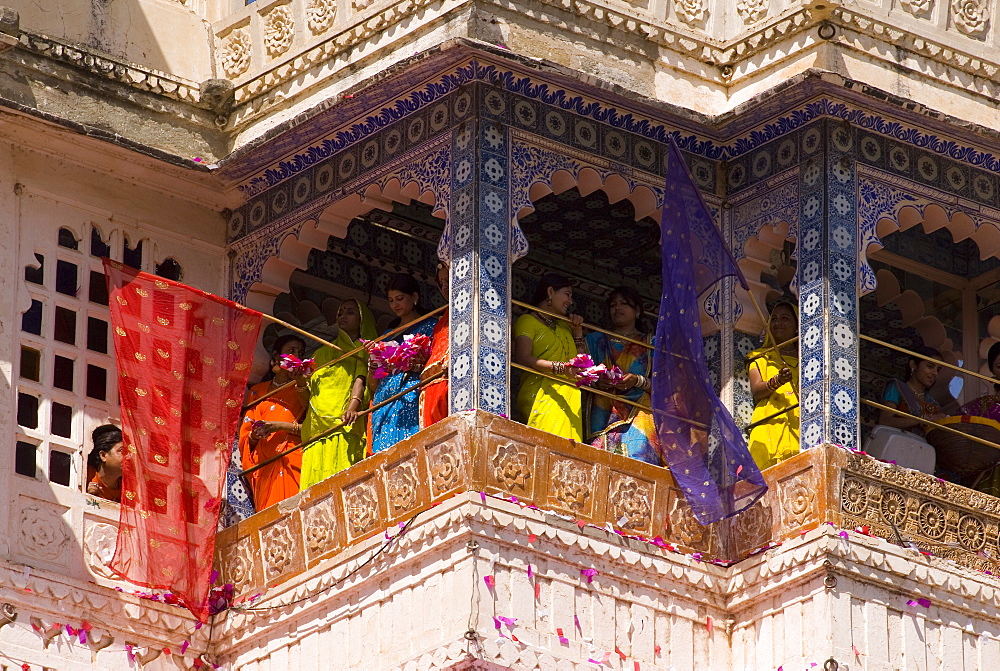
[0,602,16,630]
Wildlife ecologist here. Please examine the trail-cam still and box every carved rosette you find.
[674,0,707,24]
[551,460,593,512]
[220,27,251,78]
[353,0,375,10]
[261,522,296,577]
[220,537,255,592]
[18,505,69,562]
[83,523,121,580]
[345,480,380,537]
[609,476,652,531]
[304,496,338,557]
[491,443,531,492]
[307,0,337,33]
[736,0,768,23]
[263,5,295,58]
[951,0,990,35]
[779,471,816,527]
[669,494,708,548]
[386,460,419,515]
[900,0,933,16]
[429,444,463,495]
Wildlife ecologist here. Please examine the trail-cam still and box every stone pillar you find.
[445,95,513,417]
[797,120,861,449]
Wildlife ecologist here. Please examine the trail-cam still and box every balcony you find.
[214,410,1000,600]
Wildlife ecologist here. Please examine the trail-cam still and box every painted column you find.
[445,87,512,416]
[797,120,861,449]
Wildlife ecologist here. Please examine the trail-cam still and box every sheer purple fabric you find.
[653,139,768,525]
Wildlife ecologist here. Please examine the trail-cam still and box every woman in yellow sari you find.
[746,301,799,470]
[514,273,587,440]
[300,298,378,489]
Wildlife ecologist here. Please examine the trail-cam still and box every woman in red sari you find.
[421,261,450,428]
[238,334,309,511]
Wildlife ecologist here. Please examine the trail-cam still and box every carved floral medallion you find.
[736,0,768,23]
[386,460,419,514]
[491,442,530,491]
[551,460,593,512]
[262,522,296,577]
[951,0,990,36]
[264,5,296,58]
[18,505,69,562]
[900,0,933,16]
[609,476,652,531]
[345,480,380,537]
[430,444,463,495]
[304,496,338,557]
[307,0,337,34]
[220,27,252,78]
[674,0,707,24]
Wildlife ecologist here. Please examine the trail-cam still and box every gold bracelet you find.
[350,395,363,402]
[552,361,565,375]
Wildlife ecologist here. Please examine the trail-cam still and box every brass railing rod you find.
[745,403,800,431]
[243,304,447,412]
[862,399,1000,454]
[860,334,1000,389]
[511,362,711,430]
[240,371,444,478]
[511,299,652,350]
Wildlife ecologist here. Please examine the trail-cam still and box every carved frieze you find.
[220,27,252,78]
[263,5,296,58]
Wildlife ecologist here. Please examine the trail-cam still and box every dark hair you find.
[903,345,942,381]
[769,300,798,323]
[87,424,122,471]
[607,286,649,334]
[988,341,1000,392]
[386,273,425,329]
[271,334,306,356]
[531,273,572,307]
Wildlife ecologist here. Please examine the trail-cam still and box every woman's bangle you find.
[552,361,566,375]
[573,336,586,346]
[767,376,780,391]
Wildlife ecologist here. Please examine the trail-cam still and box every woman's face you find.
[990,355,1000,380]
[608,295,638,329]
[912,359,942,389]
[101,441,124,470]
[546,286,574,316]
[436,263,449,296]
[387,289,419,317]
[337,300,362,333]
[272,339,305,369]
[768,304,797,344]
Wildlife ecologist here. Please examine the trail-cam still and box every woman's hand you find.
[769,367,793,390]
[408,355,429,373]
[569,314,584,338]
[341,409,359,426]
[616,373,640,391]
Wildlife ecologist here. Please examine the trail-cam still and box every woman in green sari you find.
[300,298,378,489]
[513,273,587,440]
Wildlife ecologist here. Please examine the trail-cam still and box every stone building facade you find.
[3,0,1000,669]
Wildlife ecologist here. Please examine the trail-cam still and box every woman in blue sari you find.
[585,287,662,465]
[369,273,437,453]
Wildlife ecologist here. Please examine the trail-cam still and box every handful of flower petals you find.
[566,354,626,388]
[364,333,432,379]
[279,354,316,376]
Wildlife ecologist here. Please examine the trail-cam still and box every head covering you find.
[333,298,377,351]
[748,300,799,360]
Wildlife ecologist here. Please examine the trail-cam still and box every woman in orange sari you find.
[238,334,309,511]
[421,261,450,428]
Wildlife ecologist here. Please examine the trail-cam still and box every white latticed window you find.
[14,225,141,492]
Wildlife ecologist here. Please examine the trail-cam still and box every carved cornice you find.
[14,30,202,107]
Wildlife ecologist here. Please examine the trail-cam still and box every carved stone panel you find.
[261,515,304,582]
[17,500,70,564]
[83,522,122,581]
[385,457,421,516]
[667,490,711,550]
[778,467,818,529]
[608,473,653,535]
[263,4,295,58]
[489,441,533,497]
[343,477,382,539]
[548,457,596,516]
[303,495,340,560]
[427,440,465,497]
[218,534,261,594]
[306,0,337,33]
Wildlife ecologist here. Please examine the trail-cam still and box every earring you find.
[546,299,552,307]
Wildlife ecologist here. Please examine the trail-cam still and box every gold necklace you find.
[535,312,558,330]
